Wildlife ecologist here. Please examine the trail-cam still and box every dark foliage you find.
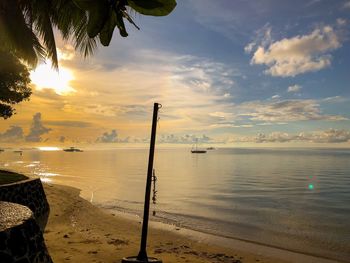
[0,51,31,119]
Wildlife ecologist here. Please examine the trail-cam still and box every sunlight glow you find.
[40,178,52,183]
[30,63,76,95]
[37,147,61,151]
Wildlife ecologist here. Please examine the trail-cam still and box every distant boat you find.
[0,148,4,152]
[206,147,215,150]
[191,149,207,154]
[191,140,207,154]
[63,147,83,152]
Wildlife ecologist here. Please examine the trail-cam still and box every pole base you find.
[122,256,162,263]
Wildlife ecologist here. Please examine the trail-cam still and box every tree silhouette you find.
[0,51,31,119]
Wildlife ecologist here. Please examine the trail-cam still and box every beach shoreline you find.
[42,182,341,263]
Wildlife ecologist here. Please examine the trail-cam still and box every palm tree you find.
[0,0,176,69]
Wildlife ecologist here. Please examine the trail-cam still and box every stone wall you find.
[0,202,53,263]
[0,178,50,226]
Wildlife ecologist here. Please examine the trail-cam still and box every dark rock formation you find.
[0,178,50,229]
[0,202,53,263]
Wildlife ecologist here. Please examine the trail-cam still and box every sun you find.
[30,63,76,95]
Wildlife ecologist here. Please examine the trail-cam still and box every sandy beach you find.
[42,183,339,263]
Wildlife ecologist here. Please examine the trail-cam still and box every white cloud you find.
[322,96,348,103]
[245,25,272,54]
[249,26,342,77]
[25,113,51,142]
[255,132,296,143]
[230,129,350,144]
[244,42,256,53]
[57,45,75,61]
[210,123,253,128]
[237,99,347,122]
[271,95,281,99]
[208,111,234,119]
[287,84,302,93]
[305,0,321,7]
[158,134,212,144]
[304,129,350,143]
[337,18,347,26]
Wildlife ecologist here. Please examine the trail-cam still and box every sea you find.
[1,147,349,262]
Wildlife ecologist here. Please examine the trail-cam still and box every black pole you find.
[137,102,160,261]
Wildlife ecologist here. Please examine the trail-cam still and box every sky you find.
[1,0,350,147]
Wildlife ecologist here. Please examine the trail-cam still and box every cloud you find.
[57,45,75,61]
[305,129,350,143]
[245,24,272,53]
[344,1,350,9]
[249,25,343,77]
[322,96,348,103]
[254,132,297,143]
[337,18,347,26]
[271,95,281,99]
[287,84,302,93]
[0,126,24,142]
[62,48,242,135]
[45,121,92,128]
[25,113,52,142]
[158,134,212,144]
[230,129,350,144]
[96,129,118,143]
[237,99,347,122]
[209,123,253,128]
[305,0,321,7]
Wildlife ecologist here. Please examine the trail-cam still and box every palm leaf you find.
[74,17,98,57]
[31,0,58,68]
[127,0,176,16]
[0,0,45,67]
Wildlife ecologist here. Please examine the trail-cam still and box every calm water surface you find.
[1,147,349,261]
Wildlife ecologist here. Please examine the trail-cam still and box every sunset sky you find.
[1,0,350,147]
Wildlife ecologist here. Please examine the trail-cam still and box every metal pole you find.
[137,102,160,261]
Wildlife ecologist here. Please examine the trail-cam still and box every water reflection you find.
[40,177,52,183]
[0,147,349,261]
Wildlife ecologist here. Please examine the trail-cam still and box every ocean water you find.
[1,147,349,261]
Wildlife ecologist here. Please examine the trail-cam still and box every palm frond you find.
[74,18,98,57]
[31,0,58,68]
[0,0,45,67]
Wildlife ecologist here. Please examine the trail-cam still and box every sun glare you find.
[30,63,75,95]
[37,147,61,151]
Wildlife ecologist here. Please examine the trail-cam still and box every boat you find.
[63,147,83,152]
[191,140,207,154]
[191,149,207,153]
[206,147,215,150]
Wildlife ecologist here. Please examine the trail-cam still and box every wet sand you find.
[43,183,338,263]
